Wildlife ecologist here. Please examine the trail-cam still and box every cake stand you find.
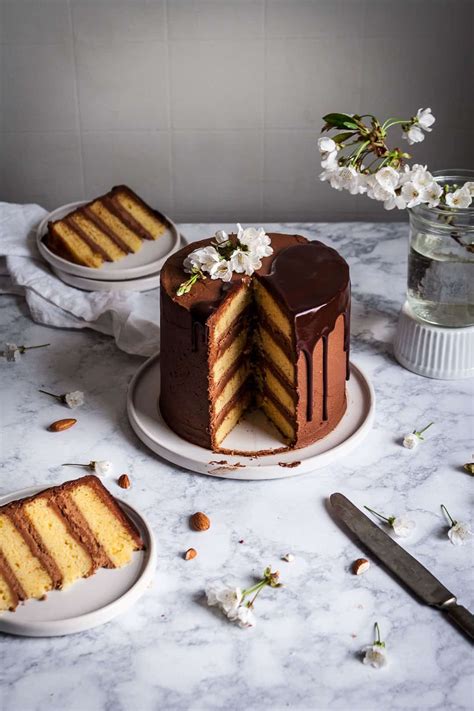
[127,355,375,480]
[394,301,474,379]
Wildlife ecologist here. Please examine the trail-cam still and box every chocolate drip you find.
[260,242,350,423]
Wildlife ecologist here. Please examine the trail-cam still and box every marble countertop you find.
[1,223,473,711]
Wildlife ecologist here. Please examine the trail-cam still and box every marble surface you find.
[1,223,473,711]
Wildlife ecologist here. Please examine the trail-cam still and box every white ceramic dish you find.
[50,265,162,293]
[0,485,156,637]
[127,354,375,480]
[36,200,180,280]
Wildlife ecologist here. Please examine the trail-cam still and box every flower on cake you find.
[362,622,388,669]
[318,109,472,210]
[2,342,50,362]
[364,505,416,538]
[177,225,273,296]
[39,389,85,409]
[206,566,282,629]
[403,422,434,449]
[441,505,473,546]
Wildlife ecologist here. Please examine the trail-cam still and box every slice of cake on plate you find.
[0,475,144,612]
[44,185,167,268]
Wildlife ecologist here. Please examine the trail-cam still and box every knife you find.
[330,492,474,641]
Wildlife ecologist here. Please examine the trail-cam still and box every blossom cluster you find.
[177,224,273,295]
[318,109,473,211]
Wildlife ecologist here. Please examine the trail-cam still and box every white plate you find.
[127,354,375,480]
[50,265,162,293]
[0,485,156,637]
[36,200,180,280]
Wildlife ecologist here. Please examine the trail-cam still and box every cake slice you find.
[0,475,144,613]
[45,185,167,268]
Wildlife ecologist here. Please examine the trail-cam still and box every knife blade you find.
[330,492,474,641]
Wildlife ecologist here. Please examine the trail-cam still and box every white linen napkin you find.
[0,202,160,357]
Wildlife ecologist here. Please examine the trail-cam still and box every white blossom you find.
[333,166,361,195]
[375,166,400,192]
[321,149,339,170]
[416,107,435,131]
[403,433,419,449]
[214,229,229,244]
[410,165,434,189]
[282,553,294,562]
[363,644,387,669]
[401,182,423,208]
[230,249,256,275]
[318,136,337,154]
[64,390,85,409]
[92,460,113,477]
[422,181,443,208]
[4,343,20,362]
[210,259,233,282]
[383,193,407,211]
[391,516,416,538]
[232,604,256,628]
[403,124,425,145]
[464,181,474,197]
[445,187,472,209]
[448,521,472,546]
[206,584,243,617]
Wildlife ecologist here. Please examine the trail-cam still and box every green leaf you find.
[322,113,359,130]
[333,131,356,144]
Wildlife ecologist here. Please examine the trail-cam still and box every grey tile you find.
[82,130,172,212]
[168,0,264,39]
[76,40,168,130]
[172,131,262,219]
[266,0,364,38]
[1,43,77,131]
[1,131,83,209]
[71,0,166,43]
[265,38,362,129]
[364,0,473,39]
[170,40,263,129]
[0,0,71,44]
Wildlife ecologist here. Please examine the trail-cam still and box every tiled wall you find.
[1,0,472,222]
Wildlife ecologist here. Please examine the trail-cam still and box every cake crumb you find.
[282,553,295,562]
[239,539,245,544]
[278,461,301,468]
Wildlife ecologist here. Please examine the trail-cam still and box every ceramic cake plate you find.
[0,486,156,637]
[36,200,181,281]
[127,354,375,481]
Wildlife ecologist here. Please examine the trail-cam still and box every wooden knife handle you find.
[443,602,474,641]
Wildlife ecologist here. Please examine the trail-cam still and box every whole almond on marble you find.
[190,512,210,531]
[118,474,131,489]
[184,548,198,560]
[47,418,77,432]
[352,558,370,575]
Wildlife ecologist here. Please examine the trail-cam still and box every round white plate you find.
[0,485,156,637]
[127,355,375,480]
[36,200,180,280]
[50,265,162,293]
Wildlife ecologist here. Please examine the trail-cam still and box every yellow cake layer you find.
[212,330,248,386]
[214,362,250,416]
[24,498,93,587]
[71,214,127,262]
[0,573,16,612]
[114,192,166,240]
[68,487,138,567]
[52,223,104,268]
[263,366,295,415]
[212,286,251,342]
[0,514,52,600]
[215,391,251,446]
[261,399,294,441]
[254,281,292,342]
[259,327,295,384]
[89,201,143,253]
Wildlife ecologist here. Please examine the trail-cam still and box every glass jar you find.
[407,169,474,327]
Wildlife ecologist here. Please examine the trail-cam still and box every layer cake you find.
[0,475,143,612]
[160,233,350,452]
[45,185,167,268]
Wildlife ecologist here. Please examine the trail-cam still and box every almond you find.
[184,548,197,560]
[190,511,210,531]
[352,558,370,575]
[48,418,77,432]
[118,474,131,489]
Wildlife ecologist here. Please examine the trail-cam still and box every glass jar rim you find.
[410,168,474,217]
